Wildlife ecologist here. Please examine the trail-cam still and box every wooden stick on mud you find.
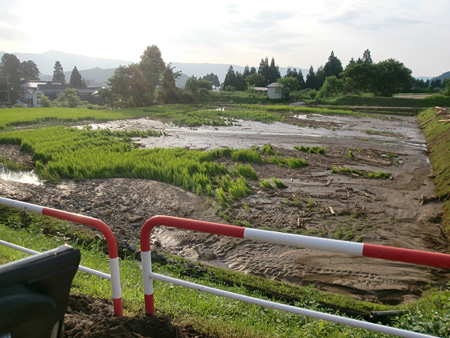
[325,177,333,186]
[329,207,336,216]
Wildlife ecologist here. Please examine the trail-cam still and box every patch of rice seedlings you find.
[228,177,252,200]
[231,163,258,180]
[216,188,230,208]
[294,145,325,154]
[266,156,307,169]
[259,179,273,189]
[271,177,287,189]
[262,144,276,155]
[367,171,390,179]
[347,149,354,158]
[231,149,262,163]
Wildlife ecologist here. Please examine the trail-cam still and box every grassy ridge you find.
[323,94,450,108]
[418,108,450,232]
[2,209,450,337]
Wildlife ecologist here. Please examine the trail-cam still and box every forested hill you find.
[434,71,450,81]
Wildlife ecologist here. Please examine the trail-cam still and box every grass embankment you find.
[322,94,450,108]
[418,108,450,233]
[2,208,450,337]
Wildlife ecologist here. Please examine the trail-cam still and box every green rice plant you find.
[307,195,316,208]
[331,166,390,180]
[231,163,258,180]
[0,157,31,171]
[266,156,308,169]
[216,188,230,208]
[271,177,287,189]
[347,149,354,158]
[231,149,262,163]
[262,144,276,155]
[294,145,325,154]
[259,179,274,189]
[228,177,252,200]
[367,171,390,179]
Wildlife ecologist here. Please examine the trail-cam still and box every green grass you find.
[1,209,450,337]
[418,108,450,233]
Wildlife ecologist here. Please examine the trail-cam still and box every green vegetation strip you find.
[2,208,450,337]
[418,108,450,233]
[331,166,390,179]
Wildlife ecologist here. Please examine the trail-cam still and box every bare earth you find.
[0,112,448,311]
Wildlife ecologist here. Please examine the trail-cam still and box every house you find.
[21,81,101,107]
[267,82,285,100]
[20,81,68,107]
[20,81,49,107]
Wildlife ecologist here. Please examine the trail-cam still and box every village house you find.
[267,82,285,100]
[20,81,100,107]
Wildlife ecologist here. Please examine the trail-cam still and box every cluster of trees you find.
[101,45,225,107]
[0,53,87,104]
[0,54,40,103]
[52,61,87,88]
[221,49,417,97]
[222,57,284,91]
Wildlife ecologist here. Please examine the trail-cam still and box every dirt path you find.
[0,113,448,305]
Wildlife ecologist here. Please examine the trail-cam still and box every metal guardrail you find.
[140,215,447,338]
[0,197,123,317]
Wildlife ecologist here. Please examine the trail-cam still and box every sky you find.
[1,0,449,77]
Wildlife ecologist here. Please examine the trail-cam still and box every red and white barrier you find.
[0,197,123,317]
[140,215,449,338]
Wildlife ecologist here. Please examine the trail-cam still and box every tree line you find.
[221,49,428,97]
[0,53,87,104]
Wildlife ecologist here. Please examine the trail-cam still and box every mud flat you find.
[1,113,447,304]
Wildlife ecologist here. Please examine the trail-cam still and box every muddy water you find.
[90,114,427,153]
[70,114,447,304]
[0,165,41,185]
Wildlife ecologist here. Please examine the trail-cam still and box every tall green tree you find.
[20,60,40,81]
[53,61,66,84]
[317,76,344,98]
[342,62,377,94]
[139,45,166,103]
[323,51,343,78]
[277,76,299,92]
[258,56,271,86]
[0,54,22,103]
[444,78,450,96]
[223,66,237,91]
[305,66,318,89]
[362,49,373,64]
[156,65,181,104]
[246,73,266,87]
[69,66,85,88]
[201,73,220,87]
[372,59,413,96]
[268,57,281,84]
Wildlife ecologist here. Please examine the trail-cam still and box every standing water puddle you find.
[0,165,42,185]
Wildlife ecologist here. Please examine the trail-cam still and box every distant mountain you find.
[1,50,309,86]
[433,71,450,82]
[0,50,133,77]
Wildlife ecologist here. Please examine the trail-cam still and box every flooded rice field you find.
[1,112,447,304]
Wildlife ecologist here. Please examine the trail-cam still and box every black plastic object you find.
[0,245,80,338]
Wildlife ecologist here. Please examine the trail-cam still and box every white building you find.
[267,82,284,100]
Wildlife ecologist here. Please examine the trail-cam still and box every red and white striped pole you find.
[0,197,123,317]
[140,215,450,316]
